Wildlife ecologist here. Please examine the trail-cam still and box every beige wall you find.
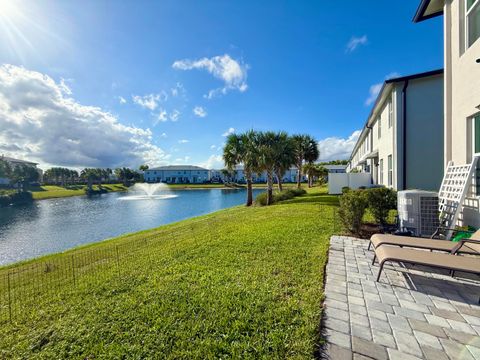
[445,0,480,165]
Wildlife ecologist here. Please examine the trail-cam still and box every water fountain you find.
[118,183,178,200]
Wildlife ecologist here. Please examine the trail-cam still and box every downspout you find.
[402,80,409,190]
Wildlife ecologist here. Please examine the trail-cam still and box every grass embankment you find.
[30,184,128,200]
[0,187,338,359]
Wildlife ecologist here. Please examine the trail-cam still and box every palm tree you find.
[223,130,259,206]
[292,134,320,188]
[139,164,149,172]
[257,131,278,205]
[273,132,295,191]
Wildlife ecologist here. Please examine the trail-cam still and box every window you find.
[377,117,382,139]
[388,99,393,128]
[379,159,384,184]
[467,0,480,48]
[388,155,393,187]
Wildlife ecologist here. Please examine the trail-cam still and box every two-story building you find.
[144,165,210,184]
[0,155,43,184]
[348,70,444,191]
[414,0,480,225]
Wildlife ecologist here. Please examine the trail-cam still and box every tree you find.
[139,164,149,171]
[0,159,12,181]
[10,164,39,191]
[272,132,295,191]
[223,130,259,206]
[257,131,278,205]
[80,168,99,191]
[292,134,320,188]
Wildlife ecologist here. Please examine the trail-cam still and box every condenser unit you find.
[397,190,440,237]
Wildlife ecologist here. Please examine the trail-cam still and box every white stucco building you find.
[144,165,210,184]
[0,155,43,184]
[414,0,480,225]
[347,70,444,191]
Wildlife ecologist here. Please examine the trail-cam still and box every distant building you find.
[323,164,347,174]
[0,155,43,184]
[144,165,210,184]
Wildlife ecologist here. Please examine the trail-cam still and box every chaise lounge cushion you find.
[370,233,480,255]
[375,246,480,275]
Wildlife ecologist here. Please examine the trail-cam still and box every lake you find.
[0,188,263,266]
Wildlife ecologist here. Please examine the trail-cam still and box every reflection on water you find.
[0,189,263,266]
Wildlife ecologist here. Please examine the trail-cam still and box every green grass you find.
[0,186,337,359]
[30,184,128,200]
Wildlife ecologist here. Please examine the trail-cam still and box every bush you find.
[0,191,33,207]
[365,187,397,225]
[341,187,351,194]
[255,188,306,206]
[338,190,368,235]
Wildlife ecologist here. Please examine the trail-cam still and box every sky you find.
[0,0,443,170]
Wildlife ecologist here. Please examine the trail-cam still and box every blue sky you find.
[0,0,443,169]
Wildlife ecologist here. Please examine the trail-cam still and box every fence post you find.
[71,255,76,286]
[7,272,12,323]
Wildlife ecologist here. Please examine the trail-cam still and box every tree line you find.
[223,131,320,206]
[43,167,143,188]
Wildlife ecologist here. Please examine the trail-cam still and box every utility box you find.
[397,190,440,237]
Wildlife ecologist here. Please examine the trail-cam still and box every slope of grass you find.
[0,187,337,359]
[30,184,128,200]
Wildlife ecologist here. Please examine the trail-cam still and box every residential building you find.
[414,0,480,225]
[144,165,210,184]
[214,166,307,184]
[0,155,43,184]
[323,164,347,173]
[347,70,444,191]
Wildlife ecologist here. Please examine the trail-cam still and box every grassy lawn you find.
[0,186,337,359]
[30,184,128,200]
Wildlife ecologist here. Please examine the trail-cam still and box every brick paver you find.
[323,236,480,359]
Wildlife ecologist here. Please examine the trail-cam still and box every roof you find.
[413,0,444,23]
[147,165,209,171]
[0,155,38,166]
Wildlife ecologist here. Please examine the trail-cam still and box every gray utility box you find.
[397,190,440,237]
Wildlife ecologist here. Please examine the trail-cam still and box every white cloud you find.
[118,96,127,104]
[172,54,248,98]
[193,106,207,118]
[169,109,180,122]
[346,35,368,53]
[0,64,169,168]
[160,132,167,138]
[170,82,184,97]
[365,83,383,106]
[318,130,361,161]
[210,145,216,150]
[175,156,191,163]
[178,139,189,144]
[365,72,401,106]
[155,109,168,124]
[199,155,224,169]
[222,127,235,137]
[132,91,168,111]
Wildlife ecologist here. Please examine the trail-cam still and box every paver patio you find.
[322,236,480,360]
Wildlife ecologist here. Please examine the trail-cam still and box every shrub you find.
[0,191,33,207]
[255,188,306,206]
[338,190,368,235]
[365,187,397,225]
[341,187,351,194]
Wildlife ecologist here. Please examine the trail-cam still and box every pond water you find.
[0,188,263,266]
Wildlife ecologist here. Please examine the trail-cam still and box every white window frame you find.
[388,155,393,187]
[377,117,382,139]
[388,99,393,128]
[466,0,480,48]
[379,159,384,184]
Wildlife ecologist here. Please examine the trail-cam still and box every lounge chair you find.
[368,230,480,265]
[374,237,480,282]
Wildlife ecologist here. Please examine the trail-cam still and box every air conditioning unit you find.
[397,190,440,237]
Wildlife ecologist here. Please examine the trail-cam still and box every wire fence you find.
[0,204,339,324]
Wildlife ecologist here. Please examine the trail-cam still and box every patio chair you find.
[374,237,480,283]
[368,229,480,265]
